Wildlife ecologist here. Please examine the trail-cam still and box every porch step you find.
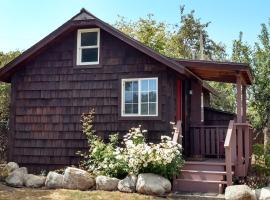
[182,161,226,171]
[173,160,233,194]
[173,179,226,194]
[179,170,230,181]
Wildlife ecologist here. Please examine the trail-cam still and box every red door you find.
[177,80,182,121]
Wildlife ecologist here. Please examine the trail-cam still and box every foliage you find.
[79,109,184,180]
[240,143,270,189]
[78,109,129,179]
[250,21,270,132]
[121,126,184,179]
[114,5,226,60]
[0,51,21,122]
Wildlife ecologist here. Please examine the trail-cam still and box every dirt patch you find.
[0,183,163,200]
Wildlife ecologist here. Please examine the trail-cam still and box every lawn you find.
[0,183,165,200]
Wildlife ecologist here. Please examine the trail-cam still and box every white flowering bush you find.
[79,109,184,180]
[78,109,129,178]
[122,126,184,179]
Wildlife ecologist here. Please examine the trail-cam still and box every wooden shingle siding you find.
[10,29,178,172]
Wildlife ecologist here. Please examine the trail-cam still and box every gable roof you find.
[0,8,199,83]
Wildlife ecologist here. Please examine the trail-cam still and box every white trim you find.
[76,28,100,65]
[121,77,158,117]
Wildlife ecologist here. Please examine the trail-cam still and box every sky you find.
[0,0,269,55]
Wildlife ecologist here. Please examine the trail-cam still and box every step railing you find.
[189,125,228,158]
[224,120,252,185]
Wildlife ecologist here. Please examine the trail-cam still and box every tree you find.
[250,21,270,147]
[0,51,21,121]
[114,6,226,60]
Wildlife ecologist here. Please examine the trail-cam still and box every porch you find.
[172,60,253,193]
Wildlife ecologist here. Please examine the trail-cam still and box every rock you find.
[62,167,95,190]
[5,162,19,172]
[24,174,46,188]
[0,162,19,181]
[0,164,9,181]
[255,187,270,200]
[45,172,64,189]
[96,176,120,191]
[136,173,171,195]
[5,167,28,187]
[225,185,256,200]
[118,175,137,193]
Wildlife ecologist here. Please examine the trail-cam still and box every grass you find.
[0,183,165,200]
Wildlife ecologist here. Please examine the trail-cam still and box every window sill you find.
[118,115,161,121]
[73,64,102,69]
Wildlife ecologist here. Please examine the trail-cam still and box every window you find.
[122,78,158,116]
[77,28,100,65]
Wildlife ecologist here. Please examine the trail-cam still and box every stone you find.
[62,167,95,190]
[24,174,46,188]
[5,167,28,187]
[5,162,19,172]
[96,176,120,191]
[225,185,256,200]
[136,173,171,195]
[118,175,137,193]
[0,162,19,181]
[45,172,64,189]
[255,187,270,200]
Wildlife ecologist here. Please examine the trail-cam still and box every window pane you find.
[125,92,132,103]
[132,81,138,91]
[125,104,132,114]
[81,48,98,63]
[141,92,148,103]
[81,32,98,46]
[149,103,157,115]
[141,103,148,115]
[125,82,132,92]
[149,79,157,91]
[133,103,138,114]
[141,80,148,91]
[133,92,138,103]
[149,91,156,102]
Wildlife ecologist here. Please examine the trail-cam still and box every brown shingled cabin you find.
[0,9,253,193]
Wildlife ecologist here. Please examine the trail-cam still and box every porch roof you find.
[174,59,253,85]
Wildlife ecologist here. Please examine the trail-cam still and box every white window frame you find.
[121,77,158,117]
[76,28,100,65]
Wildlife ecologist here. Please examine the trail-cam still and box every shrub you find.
[78,109,129,179]
[240,143,270,189]
[121,126,184,179]
[79,109,184,180]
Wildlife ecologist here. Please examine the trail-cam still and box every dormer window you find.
[77,28,100,65]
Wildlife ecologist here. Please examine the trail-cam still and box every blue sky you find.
[0,0,269,55]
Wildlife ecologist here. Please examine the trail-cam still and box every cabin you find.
[0,9,253,193]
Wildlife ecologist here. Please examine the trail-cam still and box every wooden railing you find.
[189,125,228,158]
[224,120,253,186]
[224,120,236,185]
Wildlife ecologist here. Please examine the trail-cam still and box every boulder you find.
[118,175,137,193]
[136,173,171,195]
[5,167,28,187]
[45,172,64,189]
[24,174,46,188]
[5,162,19,172]
[0,162,19,181]
[225,185,256,200]
[62,167,95,190]
[96,176,120,191]
[255,187,270,200]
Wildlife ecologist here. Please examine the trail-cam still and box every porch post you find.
[242,85,247,123]
[236,74,245,176]
[236,75,242,123]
